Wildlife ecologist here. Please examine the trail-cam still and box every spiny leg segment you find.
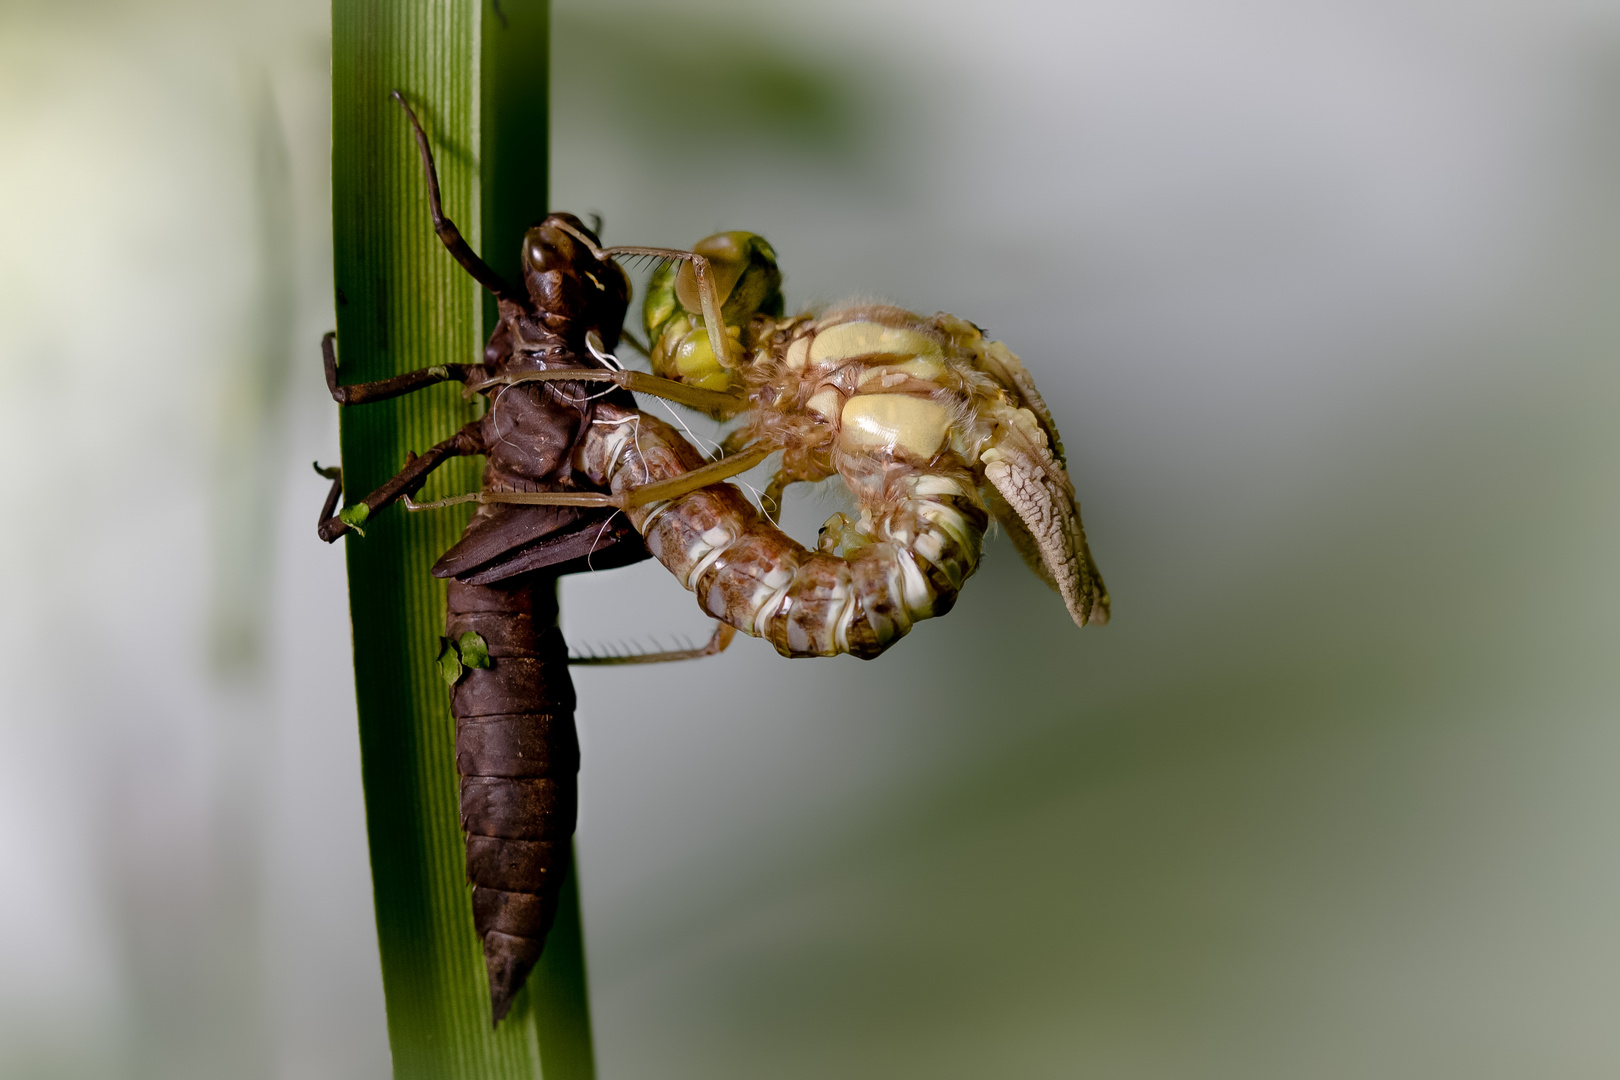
[569,622,736,666]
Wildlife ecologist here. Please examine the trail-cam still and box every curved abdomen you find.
[576,404,987,659]
[445,575,577,1023]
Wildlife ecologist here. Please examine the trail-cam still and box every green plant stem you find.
[332,1,591,1075]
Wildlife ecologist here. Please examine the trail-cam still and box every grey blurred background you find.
[2,0,1618,1077]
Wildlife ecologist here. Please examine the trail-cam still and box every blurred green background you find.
[2,0,1618,1077]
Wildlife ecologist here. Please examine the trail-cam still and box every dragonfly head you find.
[644,231,782,392]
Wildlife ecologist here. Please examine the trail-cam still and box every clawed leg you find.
[549,219,734,370]
[323,331,474,405]
[570,621,736,665]
[391,91,517,301]
[318,421,485,542]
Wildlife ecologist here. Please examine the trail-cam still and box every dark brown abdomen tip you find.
[485,930,545,1025]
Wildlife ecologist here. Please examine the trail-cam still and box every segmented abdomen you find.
[445,575,577,1023]
[576,403,987,658]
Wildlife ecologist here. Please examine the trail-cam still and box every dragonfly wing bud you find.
[980,403,1109,627]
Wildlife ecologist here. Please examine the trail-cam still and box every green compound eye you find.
[644,233,781,340]
[643,231,782,392]
[672,232,782,326]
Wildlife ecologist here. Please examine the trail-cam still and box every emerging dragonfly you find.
[611,229,1108,651]
[319,92,1107,1024]
[425,225,1112,657]
[396,226,1111,658]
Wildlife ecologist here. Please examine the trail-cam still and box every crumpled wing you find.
[980,404,1109,627]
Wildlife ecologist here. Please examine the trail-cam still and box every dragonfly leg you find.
[619,444,771,508]
[570,621,736,666]
[407,444,770,517]
[322,332,474,405]
[317,421,486,542]
[618,370,747,416]
[391,91,517,301]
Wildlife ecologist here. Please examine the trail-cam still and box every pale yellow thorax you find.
[779,319,958,463]
[839,394,952,460]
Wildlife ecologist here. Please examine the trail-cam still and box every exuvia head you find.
[522,213,631,349]
[644,231,783,392]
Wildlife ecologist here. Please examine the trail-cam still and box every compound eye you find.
[524,218,591,276]
[674,232,748,313]
[522,227,552,273]
[672,231,781,325]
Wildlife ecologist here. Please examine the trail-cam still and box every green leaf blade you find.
[333,2,590,1076]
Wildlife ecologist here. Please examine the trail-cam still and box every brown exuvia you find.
[317,95,662,1024]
